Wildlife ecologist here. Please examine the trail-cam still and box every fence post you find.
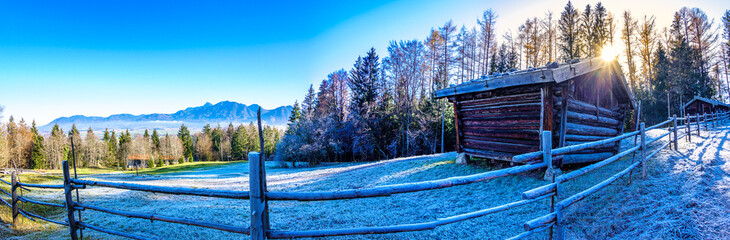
[542,131,554,179]
[686,116,691,142]
[640,123,647,179]
[63,161,79,240]
[672,115,678,151]
[541,131,556,240]
[249,152,268,240]
[696,114,700,136]
[11,171,18,226]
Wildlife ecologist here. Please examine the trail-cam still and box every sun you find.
[601,44,619,61]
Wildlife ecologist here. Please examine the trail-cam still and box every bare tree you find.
[622,11,639,91]
[478,9,498,76]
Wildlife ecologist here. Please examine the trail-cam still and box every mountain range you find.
[39,101,292,134]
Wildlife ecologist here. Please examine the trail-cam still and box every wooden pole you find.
[696,113,700,136]
[452,102,461,153]
[542,131,553,174]
[687,115,692,142]
[256,107,270,229]
[63,161,79,240]
[673,115,678,151]
[249,152,267,240]
[640,123,647,179]
[541,130,555,240]
[11,171,18,226]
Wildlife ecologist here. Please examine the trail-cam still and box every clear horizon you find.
[0,0,726,125]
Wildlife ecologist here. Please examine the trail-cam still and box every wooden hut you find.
[434,58,635,165]
[682,96,730,116]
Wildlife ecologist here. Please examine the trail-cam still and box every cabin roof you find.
[433,58,636,109]
[682,96,730,109]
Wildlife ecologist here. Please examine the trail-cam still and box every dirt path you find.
[567,125,730,239]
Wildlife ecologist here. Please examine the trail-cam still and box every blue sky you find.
[0,0,725,125]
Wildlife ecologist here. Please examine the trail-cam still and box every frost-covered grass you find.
[2,125,729,239]
[565,125,730,239]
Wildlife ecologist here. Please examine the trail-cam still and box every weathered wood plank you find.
[461,129,539,141]
[458,102,542,114]
[560,110,621,126]
[565,123,618,136]
[462,139,539,154]
[462,135,539,146]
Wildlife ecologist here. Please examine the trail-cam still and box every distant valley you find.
[39,101,292,134]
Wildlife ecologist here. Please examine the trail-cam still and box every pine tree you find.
[143,129,150,141]
[288,100,301,126]
[30,121,46,169]
[231,125,248,160]
[151,129,160,153]
[558,1,581,60]
[178,124,194,162]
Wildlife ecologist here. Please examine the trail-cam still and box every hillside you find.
[39,101,292,133]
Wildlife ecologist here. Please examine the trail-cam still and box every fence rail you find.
[0,110,728,239]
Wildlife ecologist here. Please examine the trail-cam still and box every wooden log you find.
[557,161,641,210]
[461,129,538,141]
[561,99,621,118]
[461,119,540,126]
[458,92,541,106]
[462,135,538,146]
[76,221,152,240]
[249,152,266,240]
[462,148,516,161]
[564,134,607,142]
[19,208,68,226]
[11,172,18,226]
[265,162,546,201]
[17,196,65,208]
[459,110,540,119]
[561,152,615,164]
[524,212,556,231]
[640,123,647,178]
[543,86,555,132]
[558,86,569,148]
[565,141,615,149]
[76,202,250,234]
[458,102,542,114]
[560,110,620,126]
[62,161,79,240]
[462,139,539,154]
[71,179,250,199]
[564,123,618,136]
[462,124,539,131]
[460,98,541,110]
[17,182,64,189]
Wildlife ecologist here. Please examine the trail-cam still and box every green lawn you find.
[0,161,246,184]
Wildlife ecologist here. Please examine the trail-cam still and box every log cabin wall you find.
[452,85,545,161]
[556,77,626,164]
[441,58,635,165]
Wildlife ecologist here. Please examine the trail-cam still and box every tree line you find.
[278,2,730,165]
[0,109,282,170]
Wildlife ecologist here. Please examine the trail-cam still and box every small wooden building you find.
[434,58,635,165]
[682,96,730,116]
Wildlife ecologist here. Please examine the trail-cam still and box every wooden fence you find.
[0,110,728,240]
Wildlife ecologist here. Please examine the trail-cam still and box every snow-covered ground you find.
[8,124,730,239]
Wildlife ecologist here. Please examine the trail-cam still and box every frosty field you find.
[3,126,729,240]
